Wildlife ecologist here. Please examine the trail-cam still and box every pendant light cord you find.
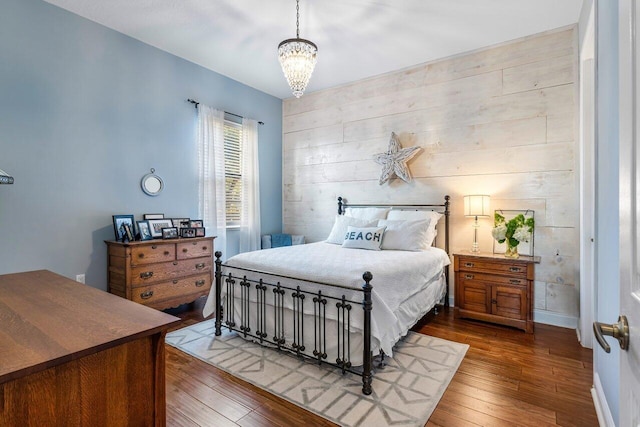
[296,0,300,38]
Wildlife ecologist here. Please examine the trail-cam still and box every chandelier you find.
[277,0,317,98]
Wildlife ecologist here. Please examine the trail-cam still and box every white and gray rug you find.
[166,319,468,427]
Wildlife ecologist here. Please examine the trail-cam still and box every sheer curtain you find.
[197,105,227,259]
[239,118,261,253]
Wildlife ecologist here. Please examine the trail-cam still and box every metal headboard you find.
[337,195,451,308]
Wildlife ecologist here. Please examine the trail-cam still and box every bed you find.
[202,196,451,395]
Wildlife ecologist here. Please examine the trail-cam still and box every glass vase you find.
[505,242,519,259]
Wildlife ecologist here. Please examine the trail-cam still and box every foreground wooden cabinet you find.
[0,270,179,426]
[454,252,539,333]
[106,236,214,310]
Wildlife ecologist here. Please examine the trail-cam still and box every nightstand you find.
[453,252,540,333]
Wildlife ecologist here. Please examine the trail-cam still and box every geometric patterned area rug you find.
[166,319,468,427]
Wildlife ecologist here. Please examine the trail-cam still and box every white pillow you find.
[377,219,431,251]
[326,215,377,244]
[342,226,386,251]
[386,210,443,246]
[344,207,391,221]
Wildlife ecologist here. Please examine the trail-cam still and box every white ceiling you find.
[43,0,583,100]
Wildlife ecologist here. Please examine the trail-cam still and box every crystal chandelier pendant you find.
[278,0,317,98]
[278,38,317,98]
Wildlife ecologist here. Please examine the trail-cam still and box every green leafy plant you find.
[491,212,535,248]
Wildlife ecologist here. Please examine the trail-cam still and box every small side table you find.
[453,252,540,333]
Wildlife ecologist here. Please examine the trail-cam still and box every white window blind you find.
[224,121,242,226]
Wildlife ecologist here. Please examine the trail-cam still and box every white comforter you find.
[203,242,450,356]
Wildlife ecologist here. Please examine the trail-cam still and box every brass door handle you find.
[593,315,629,353]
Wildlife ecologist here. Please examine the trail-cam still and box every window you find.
[224,121,242,226]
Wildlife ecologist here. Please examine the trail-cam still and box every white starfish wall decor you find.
[372,132,422,185]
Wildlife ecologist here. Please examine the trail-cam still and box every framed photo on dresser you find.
[147,219,174,238]
[112,215,135,241]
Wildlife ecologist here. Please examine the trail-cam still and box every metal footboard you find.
[214,251,374,395]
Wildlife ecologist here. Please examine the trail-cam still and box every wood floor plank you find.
[163,298,598,426]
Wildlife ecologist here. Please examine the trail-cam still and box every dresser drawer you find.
[457,257,527,278]
[458,271,528,287]
[132,273,211,305]
[130,257,212,286]
[177,240,213,260]
[131,243,176,265]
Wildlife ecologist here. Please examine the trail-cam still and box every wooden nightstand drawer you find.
[457,257,528,278]
[459,272,527,287]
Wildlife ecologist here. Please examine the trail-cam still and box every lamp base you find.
[470,242,480,253]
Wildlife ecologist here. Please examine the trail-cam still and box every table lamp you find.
[464,195,491,253]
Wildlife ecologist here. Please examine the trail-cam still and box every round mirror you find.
[141,169,164,196]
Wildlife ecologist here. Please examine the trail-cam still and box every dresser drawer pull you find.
[509,279,522,284]
[164,251,170,256]
[173,261,178,265]
[202,246,208,251]
[140,290,154,300]
[509,267,522,272]
[491,298,497,304]
[195,263,205,270]
[152,245,158,249]
[192,242,198,246]
[173,280,179,284]
[465,274,474,280]
[195,280,206,287]
[464,262,474,268]
[183,248,188,253]
[139,271,154,279]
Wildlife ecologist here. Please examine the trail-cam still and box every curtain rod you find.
[187,99,264,125]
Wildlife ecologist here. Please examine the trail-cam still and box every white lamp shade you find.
[464,195,490,217]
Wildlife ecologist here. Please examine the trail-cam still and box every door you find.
[618,1,640,423]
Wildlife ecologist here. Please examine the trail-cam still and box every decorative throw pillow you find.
[342,226,387,251]
[344,207,391,221]
[326,215,377,245]
[377,219,431,251]
[387,210,443,246]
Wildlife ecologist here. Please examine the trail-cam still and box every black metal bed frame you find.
[214,195,450,395]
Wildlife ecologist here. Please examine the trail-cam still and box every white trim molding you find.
[533,309,578,329]
[592,372,615,427]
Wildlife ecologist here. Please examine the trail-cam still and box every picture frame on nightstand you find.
[492,209,535,256]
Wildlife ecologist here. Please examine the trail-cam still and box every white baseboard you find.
[533,309,578,329]
[592,372,615,426]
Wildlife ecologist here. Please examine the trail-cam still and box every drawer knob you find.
[465,274,474,279]
[183,249,188,253]
[196,263,205,270]
[164,251,170,256]
[509,267,522,272]
[140,271,154,279]
[138,253,144,258]
[152,245,158,249]
[173,280,179,284]
[202,246,208,251]
[491,298,497,304]
[509,279,522,284]
[464,262,474,268]
[195,280,206,287]
[192,242,198,246]
[173,261,178,265]
[140,290,154,300]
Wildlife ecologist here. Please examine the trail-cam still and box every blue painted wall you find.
[0,0,283,290]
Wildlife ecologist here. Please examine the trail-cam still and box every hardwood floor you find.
[164,298,598,426]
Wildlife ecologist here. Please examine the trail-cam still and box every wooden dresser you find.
[454,252,540,333]
[106,236,214,310]
[0,270,179,426]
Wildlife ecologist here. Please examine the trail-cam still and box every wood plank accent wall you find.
[282,27,578,327]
